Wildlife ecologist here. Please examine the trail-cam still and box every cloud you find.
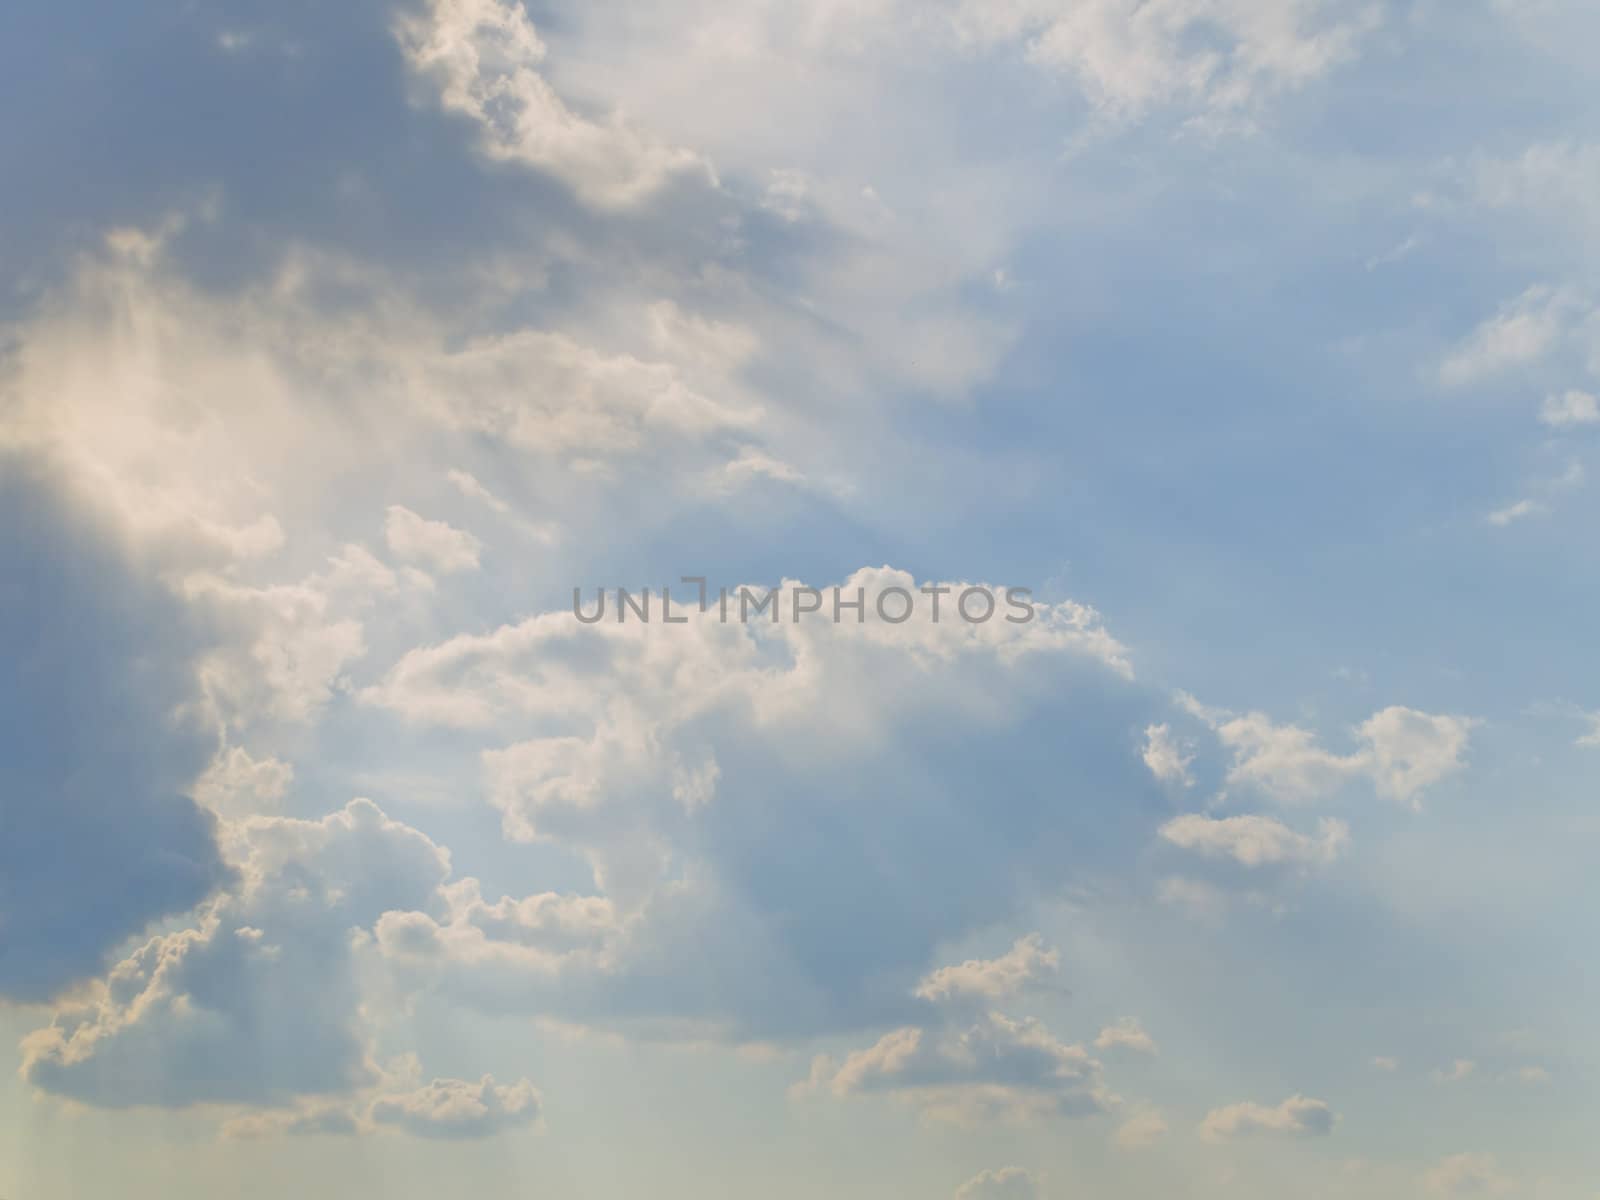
[398,314,761,462]
[1539,389,1600,427]
[1487,498,1546,527]
[370,1074,541,1139]
[810,1011,1108,1124]
[223,1105,367,1140]
[1357,708,1478,808]
[1433,1059,1476,1084]
[221,1066,541,1141]
[1579,712,1600,748]
[192,746,295,818]
[1198,1094,1337,1141]
[1191,703,1475,808]
[396,0,712,209]
[1158,813,1349,867]
[914,935,1061,1008]
[360,567,1161,1043]
[1094,1017,1157,1056]
[1469,141,1600,259]
[1438,285,1588,388]
[384,505,483,574]
[1114,1109,1169,1148]
[20,799,451,1108]
[951,0,1379,128]
[1,223,799,585]
[955,1166,1040,1200]
[795,936,1108,1123]
[1142,723,1194,786]
[179,545,411,729]
[0,458,230,1003]
[1424,1153,1513,1196]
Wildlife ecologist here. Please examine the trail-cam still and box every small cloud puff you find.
[384,505,483,574]
[1199,1094,1336,1141]
[955,1166,1039,1200]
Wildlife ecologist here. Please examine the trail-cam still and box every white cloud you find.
[1424,1153,1513,1196]
[797,935,1108,1123]
[1539,389,1600,427]
[1433,1058,1476,1084]
[370,1074,541,1139]
[1114,1109,1169,1148]
[1470,141,1600,258]
[951,0,1379,127]
[445,468,511,513]
[348,560,1161,1049]
[1487,498,1546,527]
[221,1062,542,1141]
[1193,704,1475,808]
[370,567,1132,907]
[1142,722,1194,786]
[384,505,483,574]
[180,545,406,728]
[192,746,295,818]
[396,0,712,209]
[1198,1094,1337,1141]
[915,935,1061,1007]
[1358,707,1478,808]
[402,317,761,462]
[1094,1017,1157,1056]
[1438,285,1587,388]
[1579,711,1600,747]
[955,1166,1040,1200]
[1212,711,1355,801]
[809,1011,1108,1124]
[21,799,453,1109]
[1158,813,1349,867]
[223,1104,366,1140]
[711,445,809,493]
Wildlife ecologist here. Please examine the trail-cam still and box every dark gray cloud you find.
[0,456,230,1003]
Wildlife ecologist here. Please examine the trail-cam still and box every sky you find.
[1,1,1598,1197]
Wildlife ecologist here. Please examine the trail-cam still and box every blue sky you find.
[2,1,1599,1197]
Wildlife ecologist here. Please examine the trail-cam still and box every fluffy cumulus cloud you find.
[384,506,483,574]
[2,231,790,544]
[914,935,1062,1008]
[1182,699,1476,808]
[397,0,712,208]
[363,569,1161,1042]
[1198,1094,1337,1141]
[20,800,452,1107]
[5,0,1578,1185]
[800,937,1108,1123]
